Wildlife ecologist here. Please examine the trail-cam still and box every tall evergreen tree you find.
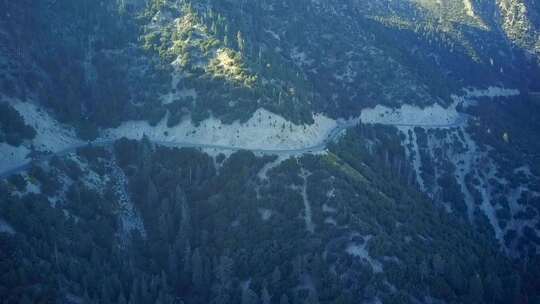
[241,287,259,304]
[261,285,271,304]
[468,274,484,303]
[192,248,204,292]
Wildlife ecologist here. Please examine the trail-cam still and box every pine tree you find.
[180,241,192,287]
[117,292,127,304]
[20,295,33,304]
[183,241,192,273]
[432,253,445,275]
[261,285,271,304]
[160,270,168,292]
[158,207,170,240]
[468,274,484,303]
[83,288,92,304]
[140,275,150,304]
[100,281,111,304]
[241,287,259,304]
[446,257,466,294]
[272,266,281,289]
[212,255,234,304]
[419,259,430,281]
[129,277,140,304]
[168,246,179,285]
[305,289,319,304]
[484,273,503,303]
[147,179,159,206]
[192,248,204,292]
[237,31,244,53]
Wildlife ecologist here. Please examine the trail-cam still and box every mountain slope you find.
[1,0,540,303]
[2,0,539,133]
[1,132,536,303]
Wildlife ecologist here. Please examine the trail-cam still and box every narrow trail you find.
[0,116,467,180]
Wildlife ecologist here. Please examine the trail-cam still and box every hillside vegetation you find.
[1,0,539,136]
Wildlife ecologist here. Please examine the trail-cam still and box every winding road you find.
[0,115,468,180]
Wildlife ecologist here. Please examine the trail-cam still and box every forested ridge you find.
[1,0,539,138]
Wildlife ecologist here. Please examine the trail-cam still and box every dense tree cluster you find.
[0,102,36,146]
[3,0,538,136]
[0,0,170,139]
[1,128,539,303]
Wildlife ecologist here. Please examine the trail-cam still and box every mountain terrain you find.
[1,0,540,303]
